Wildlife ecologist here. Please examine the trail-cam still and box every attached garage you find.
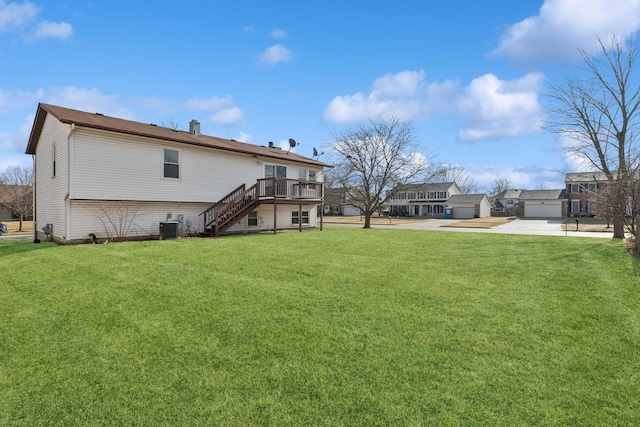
[519,189,567,218]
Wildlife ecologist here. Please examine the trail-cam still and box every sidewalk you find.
[324,217,614,238]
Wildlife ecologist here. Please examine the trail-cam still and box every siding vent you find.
[189,119,201,136]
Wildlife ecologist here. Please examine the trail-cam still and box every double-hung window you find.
[248,211,258,226]
[164,149,180,179]
[292,210,309,225]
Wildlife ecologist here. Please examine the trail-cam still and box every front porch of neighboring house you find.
[201,178,324,237]
[389,202,447,217]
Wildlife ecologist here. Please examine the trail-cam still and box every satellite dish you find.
[312,147,324,159]
[287,138,297,153]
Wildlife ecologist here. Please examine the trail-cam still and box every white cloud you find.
[207,107,245,126]
[30,20,72,40]
[0,88,42,112]
[464,163,564,192]
[491,0,640,66]
[184,95,234,112]
[183,95,245,126]
[0,0,39,31]
[456,72,545,141]
[47,86,134,119]
[323,70,544,141]
[323,70,458,124]
[258,44,292,66]
[556,133,598,172]
[0,113,35,161]
[235,132,253,143]
[0,1,73,40]
[270,28,288,39]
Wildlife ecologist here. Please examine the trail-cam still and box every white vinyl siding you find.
[452,207,475,219]
[70,128,315,203]
[35,115,70,239]
[69,200,210,241]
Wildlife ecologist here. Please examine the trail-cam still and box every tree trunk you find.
[636,215,640,254]
[613,213,625,239]
[363,213,372,229]
[18,216,24,232]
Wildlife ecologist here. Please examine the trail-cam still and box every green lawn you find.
[1,229,639,426]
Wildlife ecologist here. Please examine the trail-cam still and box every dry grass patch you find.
[322,215,417,225]
[442,216,514,228]
[2,220,33,234]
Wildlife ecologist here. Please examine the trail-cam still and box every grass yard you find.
[1,228,639,426]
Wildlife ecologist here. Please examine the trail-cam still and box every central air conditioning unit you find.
[159,221,178,239]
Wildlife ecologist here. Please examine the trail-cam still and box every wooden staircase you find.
[201,183,259,237]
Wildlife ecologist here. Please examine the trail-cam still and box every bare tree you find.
[489,178,512,197]
[327,117,437,228]
[431,164,478,194]
[0,166,33,231]
[160,118,182,130]
[547,34,640,239]
[91,201,143,242]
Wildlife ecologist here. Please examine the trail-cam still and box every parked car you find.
[0,222,7,236]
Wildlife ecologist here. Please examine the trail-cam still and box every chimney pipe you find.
[189,119,201,136]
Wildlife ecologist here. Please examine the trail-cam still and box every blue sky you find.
[2,0,640,191]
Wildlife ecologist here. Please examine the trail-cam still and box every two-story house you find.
[491,189,522,216]
[565,172,609,217]
[388,182,461,217]
[25,103,327,243]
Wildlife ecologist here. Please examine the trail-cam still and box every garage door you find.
[524,202,561,218]
[453,207,475,219]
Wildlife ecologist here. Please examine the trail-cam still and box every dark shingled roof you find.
[518,189,567,200]
[447,194,488,204]
[25,103,329,168]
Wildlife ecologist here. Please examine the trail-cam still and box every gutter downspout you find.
[32,154,37,242]
[66,124,75,241]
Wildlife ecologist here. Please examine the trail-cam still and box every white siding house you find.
[26,103,327,243]
[447,194,491,219]
[388,182,461,217]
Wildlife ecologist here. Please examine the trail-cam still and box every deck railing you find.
[257,178,323,199]
[201,179,323,236]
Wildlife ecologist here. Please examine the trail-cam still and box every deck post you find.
[299,204,302,232]
[273,199,277,234]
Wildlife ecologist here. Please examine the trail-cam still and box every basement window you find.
[292,210,309,225]
[248,211,258,226]
[164,149,179,179]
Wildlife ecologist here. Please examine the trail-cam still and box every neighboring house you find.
[0,184,32,220]
[565,172,609,217]
[447,194,491,219]
[25,103,327,243]
[518,189,567,218]
[0,185,17,220]
[388,182,461,217]
[491,189,522,216]
[323,187,362,216]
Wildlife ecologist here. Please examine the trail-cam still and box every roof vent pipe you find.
[189,119,200,136]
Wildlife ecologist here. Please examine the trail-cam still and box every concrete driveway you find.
[325,217,615,238]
